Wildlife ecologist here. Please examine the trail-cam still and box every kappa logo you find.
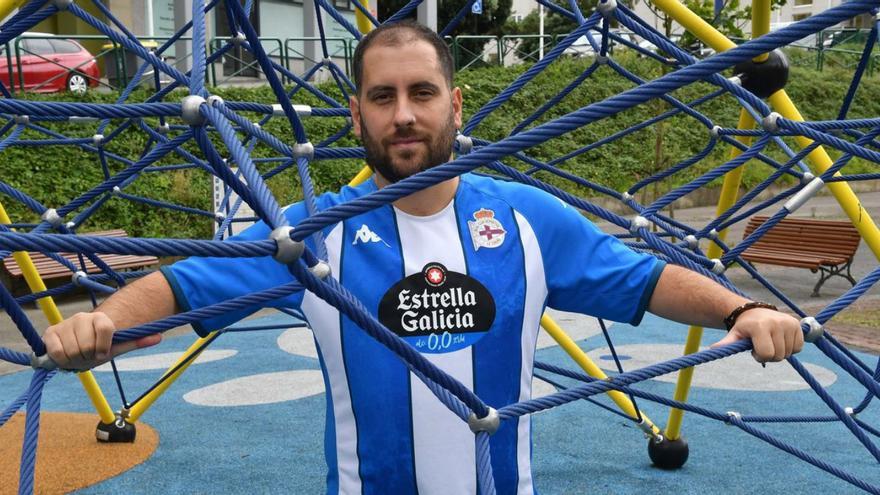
[467,208,506,251]
[352,224,390,246]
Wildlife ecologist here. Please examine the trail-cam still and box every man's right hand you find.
[43,312,162,371]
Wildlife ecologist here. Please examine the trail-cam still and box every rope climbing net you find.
[1,0,880,493]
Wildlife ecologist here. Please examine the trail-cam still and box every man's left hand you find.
[710,308,804,363]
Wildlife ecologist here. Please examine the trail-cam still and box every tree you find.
[378,0,513,38]
[502,0,601,56]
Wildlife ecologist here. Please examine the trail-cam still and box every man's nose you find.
[393,100,416,128]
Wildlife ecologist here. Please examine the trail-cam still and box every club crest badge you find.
[468,208,506,251]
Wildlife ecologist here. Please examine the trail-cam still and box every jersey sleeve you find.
[160,204,309,337]
[517,190,664,325]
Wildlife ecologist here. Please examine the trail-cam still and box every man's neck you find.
[374,173,460,217]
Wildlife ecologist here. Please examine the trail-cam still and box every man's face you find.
[350,38,463,184]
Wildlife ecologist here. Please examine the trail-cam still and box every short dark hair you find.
[352,20,454,93]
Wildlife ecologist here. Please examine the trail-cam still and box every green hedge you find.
[2,53,878,239]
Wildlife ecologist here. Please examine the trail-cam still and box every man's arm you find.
[42,271,177,370]
[648,264,804,362]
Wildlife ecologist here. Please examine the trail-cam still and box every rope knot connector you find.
[801,316,824,343]
[456,133,473,154]
[41,208,63,228]
[72,270,88,286]
[597,0,617,17]
[293,142,315,161]
[51,0,73,10]
[270,226,304,264]
[761,112,782,134]
[181,95,207,126]
[310,261,332,280]
[629,215,651,234]
[468,407,500,435]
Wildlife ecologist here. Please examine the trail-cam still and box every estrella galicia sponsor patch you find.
[379,262,496,354]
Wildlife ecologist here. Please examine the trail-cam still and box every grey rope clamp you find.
[784,176,824,214]
[708,228,719,240]
[51,0,73,9]
[727,75,742,87]
[801,316,824,343]
[271,103,312,117]
[13,115,29,125]
[597,0,617,17]
[800,172,814,184]
[629,215,651,234]
[214,211,227,221]
[207,95,224,108]
[156,122,171,134]
[844,406,856,417]
[621,191,633,202]
[726,411,742,424]
[180,95,207,126]
[232,32,247,46]
[270,226,304,264]
[112,185,122,196]
[467,407,500,435]
[596,54,609,65]
[72,270,88,286]
[710,258,725,275]
[684,235,699,250]
[293,142,315,161]
[761,112,782,134]
[455,133,473,155]
[30,353,59,371]
[92,134,104,146]
[710,125,722,138]
[41,208,64,228]
[310,260,332,280]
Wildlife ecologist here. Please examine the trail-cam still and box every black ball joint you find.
[647,435,689,470]
[733,49,790,99]
[95,414,136,443]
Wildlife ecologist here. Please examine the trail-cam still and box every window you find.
[794,0,812,5]
[49,39,81,54]
[23,38,53,55]
[334,0,351,10]
[792,13,810,22]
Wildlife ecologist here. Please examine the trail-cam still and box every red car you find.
[0,34,100,95]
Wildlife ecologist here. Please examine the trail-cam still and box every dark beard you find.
[360,110,456,184]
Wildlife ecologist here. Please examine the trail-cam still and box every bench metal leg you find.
[812,259,857,297]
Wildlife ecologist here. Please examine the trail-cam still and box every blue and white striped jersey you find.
[162,173,664,495]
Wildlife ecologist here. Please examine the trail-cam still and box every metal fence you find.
[1,28,874,95]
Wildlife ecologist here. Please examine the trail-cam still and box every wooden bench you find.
[2,229,158,290]
[740,215,861,297]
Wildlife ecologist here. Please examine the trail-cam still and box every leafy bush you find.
[2,55,877,239]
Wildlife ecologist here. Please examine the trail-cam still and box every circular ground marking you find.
[94,349,237,372]
[586,344,837,391]
[277,328,318,358]
[183,370,325,406]
[0,412,158,494]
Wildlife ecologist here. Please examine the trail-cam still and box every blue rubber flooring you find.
[2,312,879,494]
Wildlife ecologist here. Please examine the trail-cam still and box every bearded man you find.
[44,20,802,494]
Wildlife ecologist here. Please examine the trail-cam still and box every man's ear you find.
[349,95,361,138]
[452,87,463,130]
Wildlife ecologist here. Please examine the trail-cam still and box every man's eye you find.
[415,90,434,99]
[372,94,391,103]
